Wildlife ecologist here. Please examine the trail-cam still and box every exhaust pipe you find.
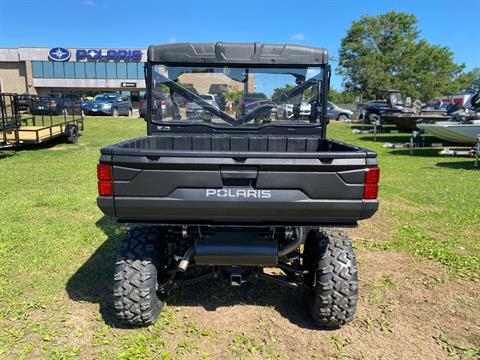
[178,247,194,272]
[278,227,304,257]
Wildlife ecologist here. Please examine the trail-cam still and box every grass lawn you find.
[0,117,478,359]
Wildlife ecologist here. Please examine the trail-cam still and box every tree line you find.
[335,11,478,103]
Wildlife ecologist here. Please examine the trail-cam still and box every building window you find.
[43,62,54,78]
[106,62,117,79]
[53,62,65,78]
[64,62,75,78]
[127,62,137,79]
[96,62,106,78]
[117,62,127,78]
[30,60,146,79]
[75,62,85,79]
[86,62,96,78]
[32,61,43,78]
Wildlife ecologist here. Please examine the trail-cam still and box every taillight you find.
[363,166,380,199]
[97,163,112,180]
[97,163,113,196]
[98,181,113,196]
[161,101,168,107]
[139,101,145,106]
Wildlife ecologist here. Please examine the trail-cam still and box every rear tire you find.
[113,227,166,326]
[66,125,78,144]
[304,230,358,329]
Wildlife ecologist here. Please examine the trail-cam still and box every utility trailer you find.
[1,93,83,147]
[97,42,380,329]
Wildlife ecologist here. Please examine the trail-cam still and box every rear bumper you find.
[97,196,378,226]
[84,109,113,115]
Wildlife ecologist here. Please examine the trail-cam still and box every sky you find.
[1,0,479,90]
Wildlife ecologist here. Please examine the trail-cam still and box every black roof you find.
[147,42,328,66]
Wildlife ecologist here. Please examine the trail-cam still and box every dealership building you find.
[0,46,147,101]
[0,46,255,104]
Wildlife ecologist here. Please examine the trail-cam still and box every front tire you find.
[304,230,358,329]
[113,227,166,326]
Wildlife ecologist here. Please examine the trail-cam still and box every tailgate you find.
[98,152,378,225]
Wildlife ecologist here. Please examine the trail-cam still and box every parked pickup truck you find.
[97,42,380,329]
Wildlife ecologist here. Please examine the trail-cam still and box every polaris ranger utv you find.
[97,43,380,329]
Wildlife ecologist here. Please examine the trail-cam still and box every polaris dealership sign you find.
[76,49,142,61]
[48,47,71,61]
[48,48,143,62]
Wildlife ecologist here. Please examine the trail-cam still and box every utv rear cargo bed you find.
[97,134,378,225]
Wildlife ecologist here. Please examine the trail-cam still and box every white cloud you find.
[290,33,305,41]
[168,36,177,43]
[83,0,94,6]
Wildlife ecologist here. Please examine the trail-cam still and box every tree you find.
[271,84,294,103]
[329,88,355,104]
[223,86,244,112]
[337,11,468,101]
[465,67,480,93]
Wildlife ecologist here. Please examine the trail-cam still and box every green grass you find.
[0,118,478,358]
[328,124,480,280]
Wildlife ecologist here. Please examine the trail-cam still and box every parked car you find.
[30,96,81,115]
[186,94,219,121]
[237,92,268,116]
[237,92,272,123]
[17,94,33,112]
[139,94,147,118]
[327,102,353,121]
[83,93,133,117]
[140,93,177,119]
[276,100,311,120]
[208,84,228,111]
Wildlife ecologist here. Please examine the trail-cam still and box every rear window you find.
[150,64,325,128]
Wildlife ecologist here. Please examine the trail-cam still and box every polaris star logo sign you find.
[48,47,71,61]
[76,49,142,62]
[206,189,272,199]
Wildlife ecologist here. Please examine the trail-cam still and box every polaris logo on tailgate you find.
[206,189,272,199]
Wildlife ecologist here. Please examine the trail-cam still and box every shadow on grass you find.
[66,216,320,330]
[66,216,125,327]
[387,148,445,157]
[0,135,83,155]
[349,124,373,130]
[17,136,78,151]
[358,135,410,143]
[436,160,480,170]
[0,150,16,160]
